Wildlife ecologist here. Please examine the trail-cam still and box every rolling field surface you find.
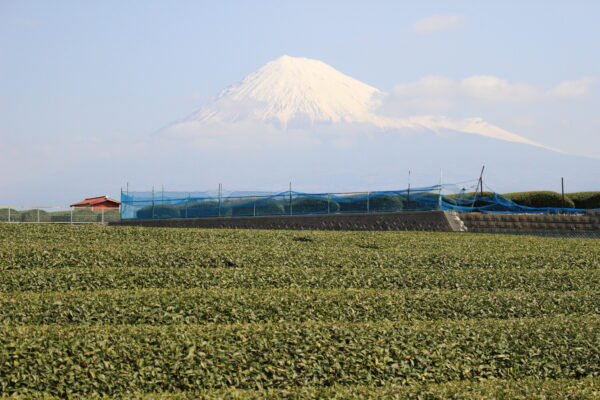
[0,224,599,398]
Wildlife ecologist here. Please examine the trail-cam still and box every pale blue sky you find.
[1,1,599,203]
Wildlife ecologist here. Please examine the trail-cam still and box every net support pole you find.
[437,169,443,210]
[218,183,222,217]
[289,182,292,216]
[70,207,73,224]
[37,208,40,223]
[151,186,155,219]
[367,192,370,213]
[7,208,10,223]
[101,208,104,223]
[561,177,565,209]
[185,193,189,218]
[407,170,411,210]
[471,166,485,209]
[327,193,330,214]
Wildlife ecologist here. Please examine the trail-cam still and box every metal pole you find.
[8,208,10,223]
[437,169,443,210]
[70,207,73,224]
[37,209,40,223]
[366,192,370,213]
[151,186,155,219]
[126,182,129,196]
[407,170,411,210]
[561,177,565,209]
[327,193,330,214]
[101,208,104,223]
[185,193,189,218]
[253,200,256,217]
[471,166,485,209]
[289,182,292,215]
[218,184,222,217]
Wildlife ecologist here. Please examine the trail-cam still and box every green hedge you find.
[182,201,226,218]
[503,191,575,208]
[1,317,598,396]
[568,192,600,209]
[136,204,180,219]
[2,225,599,271]
[0,208,20,221]
[3,377,600,399]
[3,266,600,293]
[2,288,598,325]
[289,197,340,214]
[19,209,50,222]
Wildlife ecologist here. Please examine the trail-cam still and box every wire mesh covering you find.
[120,184,597,220]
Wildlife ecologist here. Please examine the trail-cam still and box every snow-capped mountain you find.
[168,55,545,149]
[153,55,600,192]
[187,55,386,127]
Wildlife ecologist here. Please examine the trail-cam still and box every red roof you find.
[71,196,121,207]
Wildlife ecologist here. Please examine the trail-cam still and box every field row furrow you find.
[3,266,600,292]
[1,317,599,396]
[1,288,599,325]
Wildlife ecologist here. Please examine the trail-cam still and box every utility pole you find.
[479,165,485,197]
[471,165,485,209]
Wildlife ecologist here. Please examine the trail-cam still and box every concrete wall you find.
[459,212,600,233]
[111,210,600,235]
[112,211,458,232]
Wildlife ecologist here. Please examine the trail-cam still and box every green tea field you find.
[1,224,599,399]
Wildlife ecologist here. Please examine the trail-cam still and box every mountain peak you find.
[185,55,384,128]
[169,55,546,149]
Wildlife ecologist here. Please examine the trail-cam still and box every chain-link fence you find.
[0,206,120,223]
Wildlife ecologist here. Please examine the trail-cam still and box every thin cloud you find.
[384,75,596,111]
[412,15,467,34]
[460,76,541,103]
[548,77,597,99]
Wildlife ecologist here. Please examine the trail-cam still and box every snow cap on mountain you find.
[171,55,546,149]
[185,55,385,128]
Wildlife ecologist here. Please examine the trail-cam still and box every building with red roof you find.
[70,196,120,210]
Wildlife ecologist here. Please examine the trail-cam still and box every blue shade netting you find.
[120,184,597,220]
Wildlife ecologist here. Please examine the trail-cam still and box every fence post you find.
[253,200,256,217]
[327,193,330,214]
[37,209,40,223]
[101,208,104,223]
[367,192,370,213]
[70,207,73,224]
